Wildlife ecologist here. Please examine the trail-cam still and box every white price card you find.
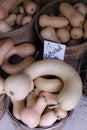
[43,40,66,60]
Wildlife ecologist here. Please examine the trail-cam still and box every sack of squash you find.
[0,0,39,44]
[6,59,82,130]
[35,0,87,69]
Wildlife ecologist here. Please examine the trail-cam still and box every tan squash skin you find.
[40,27,60,43]
[0,38,14,65]
[56,27,70,43]
[39,110,57,127]
[23,59,82,111]
[20,96,47,128]
[3,43,36,61]
[1,56,35,74]
[74,2,87,16]
[70,27,83,39]
[21,15,32,25]
[23,0,37,15]
[5,73,34,101]
[40,92,58,105]
[11,98,25,120]
[39,14,69,28]
[34,76,63,92]
[54,108,67,120]
[59,2,85,27]
[0,20,12,33]
[26,88,41,107]
[26,92,38,107]
[1,42,36,74]
[16,13,24,26]
[0,0,25,20]
[5,13,17,27]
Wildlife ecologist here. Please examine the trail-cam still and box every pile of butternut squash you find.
[39,2,87,46]
[0,38,82,128]
[0,0,38,33]
[0,1,84,129]
[3,59,82,128]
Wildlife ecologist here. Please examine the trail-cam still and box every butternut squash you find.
[39,14,69,28]
[70,27,83,39]
[23,59,82,111]
[40,27,60,43]
[34,76,63,92]
[59,2,85,27]
[56,27,70,43]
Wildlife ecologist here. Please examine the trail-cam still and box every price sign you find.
[43,40,66,60]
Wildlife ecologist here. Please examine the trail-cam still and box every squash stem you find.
[48,103,60,109]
